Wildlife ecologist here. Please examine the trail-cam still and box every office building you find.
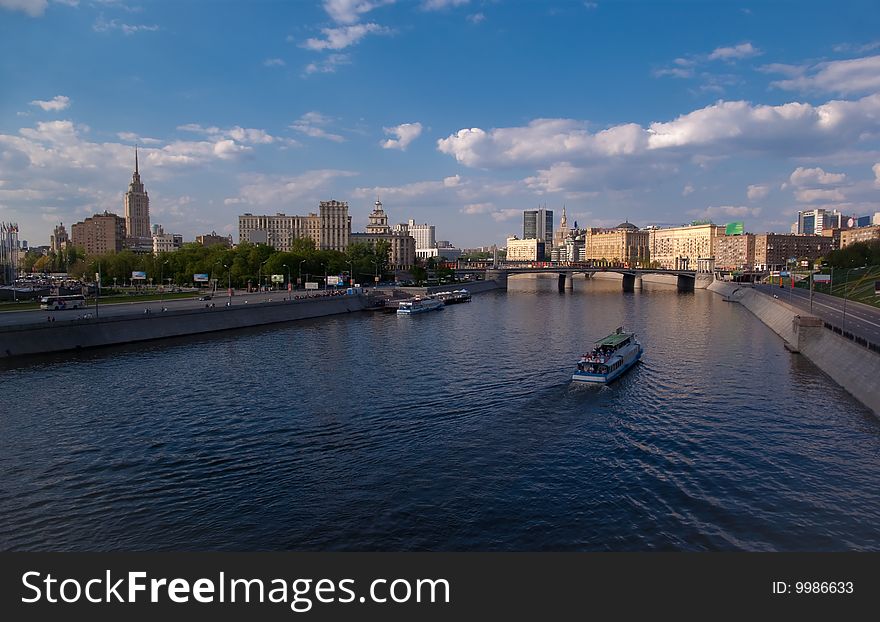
[71,211,127,255]
[523,208,553,255]
[151,225,184,254]
[841,225,880,248]
[795,208,845,236]
[238,200,351,252]
[506,236,545,261]
[583,222,649,266]
[753,234,834,271]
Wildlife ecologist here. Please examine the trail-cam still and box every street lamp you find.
[258,259,269,293]
[299,259,306,290]
[370,258,379,287]
[283,264,290,298]
[345,259,353,288]
[842,265,867,334]
[322,263,327,290]
[224,263,232,306]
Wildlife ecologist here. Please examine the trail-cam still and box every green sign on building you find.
[725,221,744,235]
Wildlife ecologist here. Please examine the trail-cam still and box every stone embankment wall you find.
[0,295,366,358]
[709,281,880,416]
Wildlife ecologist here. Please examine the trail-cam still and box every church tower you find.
[124,146,151,240]
[365,197,391,235]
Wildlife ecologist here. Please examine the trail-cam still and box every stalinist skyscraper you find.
[124,147,150,240]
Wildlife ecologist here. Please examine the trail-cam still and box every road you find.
[752,283,880,346]
[0,289,346,328]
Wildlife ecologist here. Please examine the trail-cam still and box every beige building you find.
[506,236,545,261]
[753,234,834,270]
[840,225,880,248]
[350,199,416,270]
[238,200,351,252]
[553,206,570,248]
[124,147,151,241]
[71,211,126,255]
[647,223,725,269]
[151,225,184,255]
[50,223,69,253]
[195,231,232,248]
[714,234,756,271]
[583,222,649,266]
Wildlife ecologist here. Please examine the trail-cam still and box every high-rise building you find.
[796,208,845,235]
[715,233,756,271]
[0,222,19,284]
[396,219,435,250]
[124,147,151,241]
[350,199,416,270]
[238,200,351,252]
[553,206,569,248]
[71,211,126,255]
[523,208,553,257]
[50,223,69,253]
[753,234,834,271]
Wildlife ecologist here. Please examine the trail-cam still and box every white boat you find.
[571,327,642,384]
[397,297,444,315]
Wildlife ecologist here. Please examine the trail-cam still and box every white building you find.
[151,225,184,254]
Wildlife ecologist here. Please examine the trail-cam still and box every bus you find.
[40,295,86,310]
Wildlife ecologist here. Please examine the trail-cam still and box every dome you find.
[616,221,638,231]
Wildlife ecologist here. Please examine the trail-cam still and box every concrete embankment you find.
[398,278,505,297]
[0,294,366,358]
[709,281,880,416]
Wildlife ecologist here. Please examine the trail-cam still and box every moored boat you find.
[572,327,642,384]
[397,297,444,315]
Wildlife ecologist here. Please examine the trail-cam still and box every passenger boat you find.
[572,327,642,384]
[432,289,472,304]
[396,297,444,315]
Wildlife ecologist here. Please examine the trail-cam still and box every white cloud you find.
[380,122,423,150]
[289,112,345,142]
[789,166,847,187]
[794,188,846,203]
[466,12,484,24]
[682,184,694,196]
[689,205,762,220]
[438,94,880,170]
[93,14,159,35]
[323,0,394,25]
[29,95,70,111]
[301,22,391,51]
[116,131,161,145]
[0,0,47,17]
[708,42,761,61]
[422,0,469,10]
[226,170,358,206]
[746,184,770,200]
[874,163,880,186]
[771,55,880,96]
[653,67,694,79]
[177,123,276,145]
[460,202,494,214]
[832,41,880,54]
[263,58,285,67]
[304,53,351,75]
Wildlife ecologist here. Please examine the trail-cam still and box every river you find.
[1,274,878,551]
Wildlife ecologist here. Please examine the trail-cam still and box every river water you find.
[1,275,879,551]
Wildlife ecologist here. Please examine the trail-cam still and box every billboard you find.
[725,221,744,235]
[813,274,831,283]
[132,271,147,280]
[327,276,341,286]
[271,274,284,283]
[193,273,209,283]
[305,282,319,290]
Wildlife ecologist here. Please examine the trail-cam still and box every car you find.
[198,294,212,301]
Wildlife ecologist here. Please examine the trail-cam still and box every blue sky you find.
[2,0,880,248]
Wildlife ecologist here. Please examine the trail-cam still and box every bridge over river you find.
[458,265,704,292]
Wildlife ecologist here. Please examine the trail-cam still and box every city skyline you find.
[2,1,880,247]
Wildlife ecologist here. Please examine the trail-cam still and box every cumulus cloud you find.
[794,188,846,203]
[93,14,159,35]
[439,94,880,171]
[289,112,345,142]
[29,95,70,111]
[304,53,351,75]
[177,123,276,145]
[874,163,880,186]
[467,12,484,24]
[689,205,762,220]
[682,184,694,196]
[770,55,880,95]
[746,184,770,200]
[116,131,161,145]
[380,122,423,150]
[707,42,761,61]
[224,169,358,206]
[323,0,394,24]
[301,22,391,51]
[263,58,285,67]
[422,0,469,10]
[789,166,847,187]
[0,0,48,17]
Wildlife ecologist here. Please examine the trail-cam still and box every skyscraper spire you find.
[135,145,138,174]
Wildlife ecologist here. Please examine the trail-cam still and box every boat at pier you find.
[396,297,444,315]
[572,327,642,384]
[432,289,471,304]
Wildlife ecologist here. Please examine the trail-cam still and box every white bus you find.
[40,295,86,310]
